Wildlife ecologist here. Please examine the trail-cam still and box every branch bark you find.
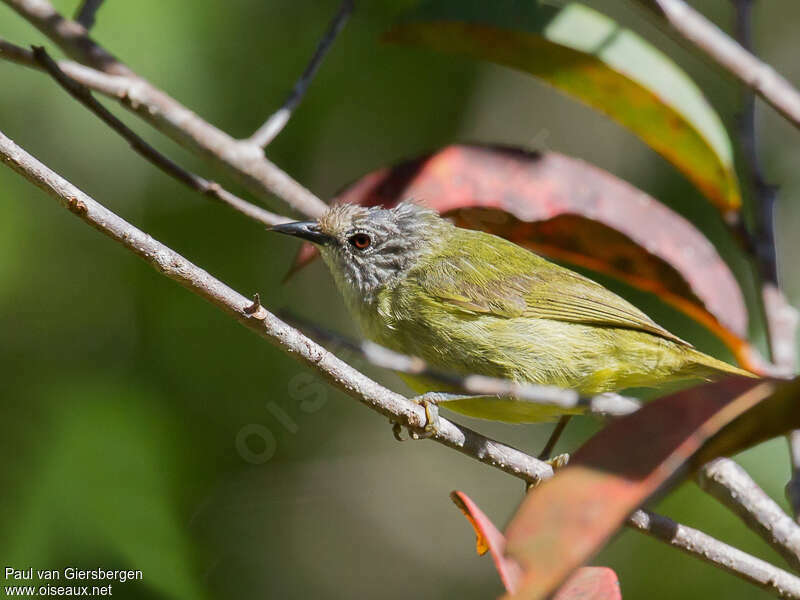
[639,0,800,130]
[629,509,800,597]
[698,458,800,573]
[2,0,329,219]
[30,44,288,228]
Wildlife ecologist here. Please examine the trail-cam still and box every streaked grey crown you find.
[317,202,447,301]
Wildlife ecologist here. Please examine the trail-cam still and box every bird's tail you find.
[687,349,758,380]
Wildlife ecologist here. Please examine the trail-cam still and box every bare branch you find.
[761,286,800,378]
[4,0,128,75]
[249,0,353,148]
[29,45,288,228]
[698,458,800,572]
[727,0,800,522]
[729,0,798,376]
[278,317,797,569]
[0,38,130,97]
[629,509,800,597]
[4,127,800,596]
[74,0,104,30]
[637,0,800,130]
[279,311,641,418]
[1,0,329,218]
[0,127,552,486]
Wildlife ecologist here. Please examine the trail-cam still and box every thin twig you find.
[278,311,641,418]
[698,458,800,573]
[74,0,104,30]
[0,38,130,97]
[733,0,777,287]
[30,45,289,228]
[249,0,353,148]
[3,127,799,598]
[33,46,290,226]
[731,0,789,370]
[2,0,329,218]
[629,509,800,597]
[638,0,800,130]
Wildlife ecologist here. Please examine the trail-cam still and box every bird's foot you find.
[390,420,405,441]
[546,453,570,470]
[524,453,571,492]
[410,393,441,439]
[391,392,453,441]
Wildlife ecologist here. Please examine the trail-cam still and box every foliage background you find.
[1,0,799,598]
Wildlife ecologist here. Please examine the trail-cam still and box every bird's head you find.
[271,202,447,301]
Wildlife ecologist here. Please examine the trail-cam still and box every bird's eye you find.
[348,233,371,250]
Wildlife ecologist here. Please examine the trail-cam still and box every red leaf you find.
[291,145,754,369]
[450,491,621,599]
[450,490,523,593]
[502,376,795,600]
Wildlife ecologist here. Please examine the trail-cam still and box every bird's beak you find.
[269,221,332,245]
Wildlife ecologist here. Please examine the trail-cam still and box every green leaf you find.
[386,0,740,212]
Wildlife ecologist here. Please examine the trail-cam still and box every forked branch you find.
[30,45,288,228]
[2,0,329,218]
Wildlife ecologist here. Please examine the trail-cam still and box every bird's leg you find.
[537,415,572,470]
[392,392,477,441]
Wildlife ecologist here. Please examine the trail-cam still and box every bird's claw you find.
[389,394,442,441]
[524,454,571,493]
[546,453,570,470]
[410,399,440,439]
[391,420,406,442]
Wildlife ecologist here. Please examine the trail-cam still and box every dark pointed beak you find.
[269,221,332,245]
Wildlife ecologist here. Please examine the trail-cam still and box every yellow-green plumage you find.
[273,202,753,423]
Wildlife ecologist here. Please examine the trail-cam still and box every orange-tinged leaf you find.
[450,490,523,593]
[502,376,800,600]
[293,145,753,366]
[450,491,621,598]
[386,0,740,212]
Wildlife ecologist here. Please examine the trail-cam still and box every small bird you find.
[271,202,753,449]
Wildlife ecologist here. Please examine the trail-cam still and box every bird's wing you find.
[414,231,691,347]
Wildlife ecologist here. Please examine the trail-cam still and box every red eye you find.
[349,233,371,250]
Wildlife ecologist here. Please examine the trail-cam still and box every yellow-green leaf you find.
[385,0,741,213]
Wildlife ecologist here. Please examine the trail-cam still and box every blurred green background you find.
[1,0,799,598]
